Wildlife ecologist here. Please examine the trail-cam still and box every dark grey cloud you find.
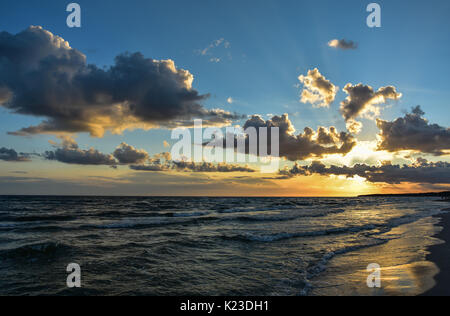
[113,143,149,164]
[377,106,450,155]
[172,161,255,173]
[219,114,357,161]
[340,84,402,133]
[0,26,240,137]
[0,147,30,162]
[44,137,117,165]
[130,152,256,173]
[280,158,450,184]
[129,164,168,172]
[328,39,358,50]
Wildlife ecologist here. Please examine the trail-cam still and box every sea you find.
[0,196,446,296]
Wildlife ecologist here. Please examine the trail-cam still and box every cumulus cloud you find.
[0,147,30,162]
[44,137,117,165]
[345,119,363,134]
[340,83,402,133]
[0,26,240,137]
[377,106,450,155]
[328,39,358,50]
[218,114,356,161]
[280,159,450,184]
[113,143,149,164]
[298,68,337,108]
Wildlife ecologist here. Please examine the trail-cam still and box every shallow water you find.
[0,196,444,295]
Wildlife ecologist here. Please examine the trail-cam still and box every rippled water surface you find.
[0,196,445,295]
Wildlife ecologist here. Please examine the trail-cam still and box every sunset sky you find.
[0,0,449,196]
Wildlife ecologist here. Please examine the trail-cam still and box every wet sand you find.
[422,207,450,296]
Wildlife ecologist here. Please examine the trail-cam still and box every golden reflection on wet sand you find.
[311,216,442,296]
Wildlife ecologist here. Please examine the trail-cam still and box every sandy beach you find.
[423,207,450,296]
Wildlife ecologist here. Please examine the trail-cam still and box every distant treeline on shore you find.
[359,191,450,198]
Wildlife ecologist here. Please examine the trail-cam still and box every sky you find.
[0,0,449,196]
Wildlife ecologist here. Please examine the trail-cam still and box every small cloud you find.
[0,147,31,162]
[163,141,170,148]
[197,38,231,63]
[346,119,363,134]
[227,97,234,104]
[298,68,338,108]
[200,38,225,55]
[113,142,149,164]
[328,39,358,50]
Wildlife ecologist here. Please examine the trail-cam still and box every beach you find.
[422,207,450,296]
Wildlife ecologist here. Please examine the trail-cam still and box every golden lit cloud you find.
[298,68,338,108]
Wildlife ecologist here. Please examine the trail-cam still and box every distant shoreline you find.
[358,191,450,198]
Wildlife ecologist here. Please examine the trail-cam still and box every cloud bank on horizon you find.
[41,136,256,173]
[279,158,450,185]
